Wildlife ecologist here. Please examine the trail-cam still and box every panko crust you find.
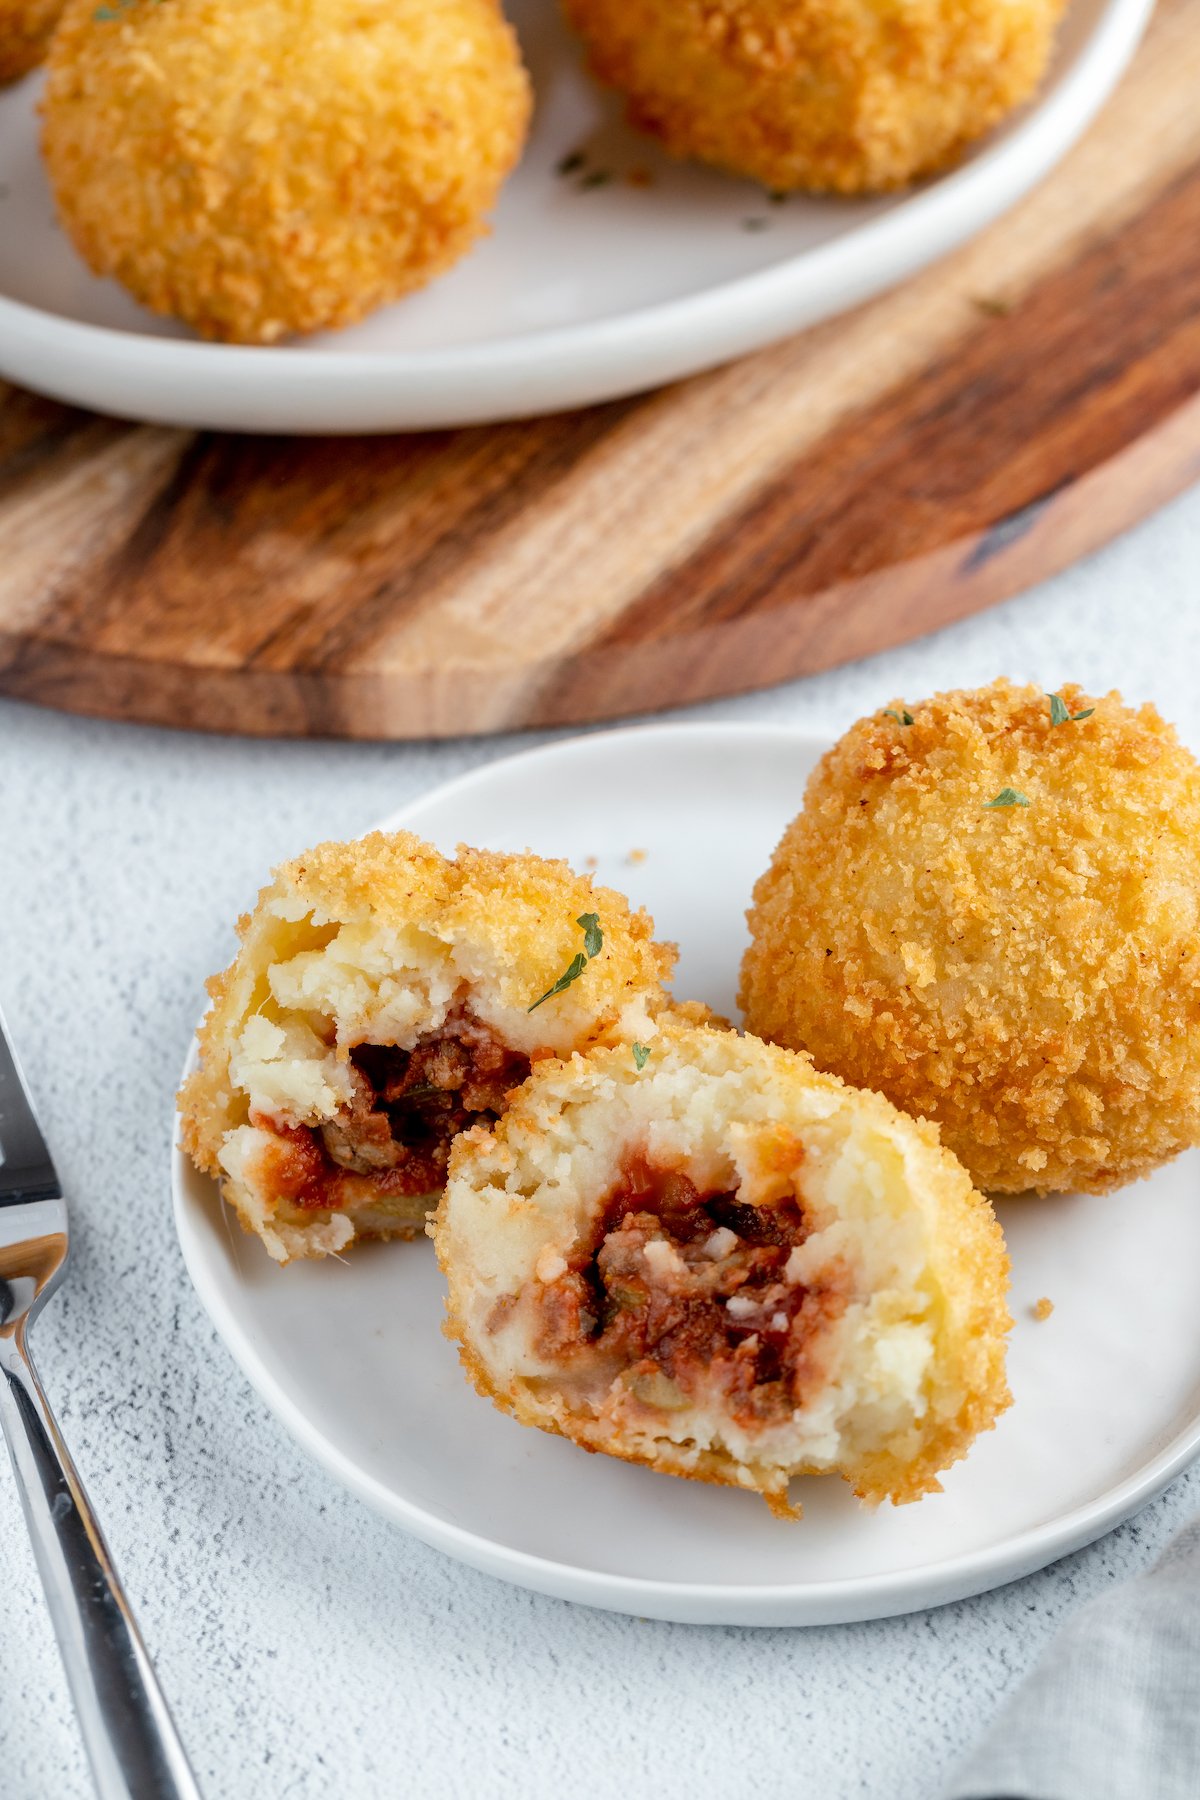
[741,680,1200,1195]
[179,829,676,1260]
[0,0,63,82]
[434,1023,1011,1512]
[41,0,531,342]
[562,0,1064,193]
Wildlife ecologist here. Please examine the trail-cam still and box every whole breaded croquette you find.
[41,0,531,342]
[435,1022,1011,1514]
[740,680,1200,1195]
[0,0,63,83]
[561,0,1065,193]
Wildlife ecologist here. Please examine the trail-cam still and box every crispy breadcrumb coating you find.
[741,680,1200,1195]
[434,1023,1011,1514]
[0,0,62,82]
[561,0,1065,194]
[179,831,676,1262]
[41,0,531,342]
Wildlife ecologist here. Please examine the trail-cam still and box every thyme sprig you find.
[529,913,604,1011]
[1048,693,1095,727]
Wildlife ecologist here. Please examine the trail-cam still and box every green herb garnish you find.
[1048,693,1095,727]
[973,295,1013,318]
[556,149,586,177]
[529,913,604,1011]
[883,708,914,726]
[983,787,1031,809]
[578,912,603,958]
[631,1043,651,1070]
[580,170,612,190]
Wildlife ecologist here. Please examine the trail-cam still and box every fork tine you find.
[0,1000,62,1207]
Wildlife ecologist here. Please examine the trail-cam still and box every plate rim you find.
[3,0,1155,430]
[171,719,1200,1625]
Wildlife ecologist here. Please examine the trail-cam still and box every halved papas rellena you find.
[434,1024,1011,1513]
[179,831,675,1264]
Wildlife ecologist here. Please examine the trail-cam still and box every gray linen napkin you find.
[946,1515,1200,1800]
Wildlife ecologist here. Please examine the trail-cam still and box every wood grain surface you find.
[2,0,1199,739]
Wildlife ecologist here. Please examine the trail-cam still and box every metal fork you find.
[0,1004,199,1799]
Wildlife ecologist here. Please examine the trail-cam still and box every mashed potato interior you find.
[213,905,543,1261]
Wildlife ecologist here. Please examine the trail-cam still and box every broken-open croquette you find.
[434,1024,1011,1514]
[741,680,1200,1195]
[179,831,675,1264]
[41,0,531,342]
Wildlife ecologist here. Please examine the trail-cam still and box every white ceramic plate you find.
[173,722,1200,1626]
[1,0,1153,433]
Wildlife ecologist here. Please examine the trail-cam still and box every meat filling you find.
[535,1159,843,1431]
[254,1009,531,1213]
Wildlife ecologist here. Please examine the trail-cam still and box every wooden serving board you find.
[2,0,1199,740]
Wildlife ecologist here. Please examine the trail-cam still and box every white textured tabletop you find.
[3,488,1200,1800]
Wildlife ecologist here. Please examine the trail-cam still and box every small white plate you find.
[1,0,1152,433]
[173,723,1200,1626]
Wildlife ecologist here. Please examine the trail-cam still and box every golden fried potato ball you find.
[0,0,63,83]
[41,0,531,342]
[434,1022,1011,1514]
[562,0,1065,193]
[741,680,1200,1196]
[179,831,676,1263]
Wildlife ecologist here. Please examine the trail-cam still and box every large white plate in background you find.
[172,725,1200,1625]
[0,0,1154,431]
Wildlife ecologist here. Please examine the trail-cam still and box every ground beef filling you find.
[254,1013,530,1212]
[535,1160,838,1431]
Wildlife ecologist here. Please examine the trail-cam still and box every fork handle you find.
[0,1333,201,1800]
